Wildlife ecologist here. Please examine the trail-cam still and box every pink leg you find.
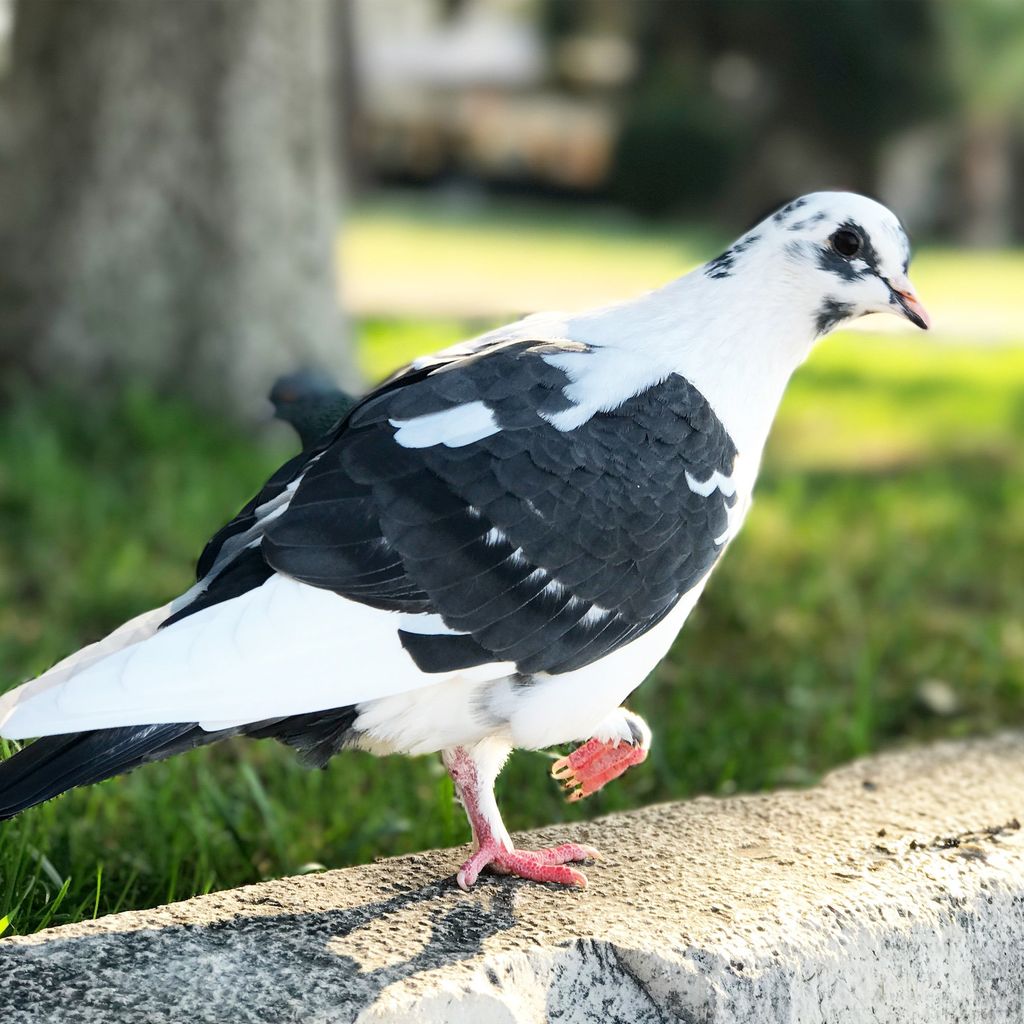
[445,744,600,890]
[551,736,648,802]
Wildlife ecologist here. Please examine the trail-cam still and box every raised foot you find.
[551,737,648,801]
[457,839,600,890]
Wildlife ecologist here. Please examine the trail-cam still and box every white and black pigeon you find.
[0,192,930,889]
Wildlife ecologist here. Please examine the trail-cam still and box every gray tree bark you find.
[0,0,360,420]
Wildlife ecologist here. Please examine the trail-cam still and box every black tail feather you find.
[245,707,359,768]
[0,723,228,820]
[0,706,360,819]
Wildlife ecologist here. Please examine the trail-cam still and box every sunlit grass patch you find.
[776,332,1024,469]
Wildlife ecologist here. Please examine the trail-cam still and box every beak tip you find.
[892,285,931,332]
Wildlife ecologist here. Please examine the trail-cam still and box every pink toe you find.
[455,839,599,888]
[502,852,588,887]
[554,739,648,800]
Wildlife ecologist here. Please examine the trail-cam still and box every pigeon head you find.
[268,368,341,410]
[765,191,931,336]
[269,369,357,450]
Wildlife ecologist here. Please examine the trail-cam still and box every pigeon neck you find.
[578,270,820,459]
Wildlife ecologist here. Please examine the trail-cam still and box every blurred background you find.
[1,0,1023,934]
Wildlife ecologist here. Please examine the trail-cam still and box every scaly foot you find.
[457,838,600,890]
[551,737,648,801]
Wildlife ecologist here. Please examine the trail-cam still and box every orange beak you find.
[889,278,931,330]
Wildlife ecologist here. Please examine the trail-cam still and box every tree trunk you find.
[0,0,360,420]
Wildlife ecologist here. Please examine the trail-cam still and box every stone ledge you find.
[2,735,1024,1023]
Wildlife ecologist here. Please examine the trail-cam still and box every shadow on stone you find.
[1,876,520,1021]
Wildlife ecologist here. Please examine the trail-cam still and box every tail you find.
[0,707,360,820]
[0,723,227,820]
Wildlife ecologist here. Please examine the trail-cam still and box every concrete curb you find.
[3,735,1024,1023]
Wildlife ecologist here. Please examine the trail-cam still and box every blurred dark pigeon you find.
[269,369,357,449]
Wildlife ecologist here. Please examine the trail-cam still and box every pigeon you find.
[0,192,930,889]
[269,369,358,450]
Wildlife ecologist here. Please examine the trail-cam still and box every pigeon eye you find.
[830,229,862,259]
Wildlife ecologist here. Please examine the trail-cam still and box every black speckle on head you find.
[704,233,759,280]
[788,211,828,232]
[815,297,855,335]
[773,196,808,224]
[704,249,735,280]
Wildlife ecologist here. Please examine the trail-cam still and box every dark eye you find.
[831,228,862,258]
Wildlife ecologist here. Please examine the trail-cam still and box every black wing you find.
[260,340,737,676]
[190,338,529,586]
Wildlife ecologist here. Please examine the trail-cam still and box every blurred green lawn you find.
[2,208,1024,935]
[343,196,1024,341]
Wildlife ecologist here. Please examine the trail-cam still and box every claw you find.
[550,737,647,801]
[457,839,601,889]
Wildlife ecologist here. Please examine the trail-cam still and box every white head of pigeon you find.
[719,191,930,333]
[665,191,930,448]
[0,191,930,892]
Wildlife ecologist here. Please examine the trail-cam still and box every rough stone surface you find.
[2,735,1024,1023]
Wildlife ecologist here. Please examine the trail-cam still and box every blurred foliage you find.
[3,315,1024,934]
[606,82,742,216]
[545,0,950,219]
[940,0,1024,114]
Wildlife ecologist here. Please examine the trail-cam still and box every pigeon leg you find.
[444,741,599,890]
[551,707,651,802]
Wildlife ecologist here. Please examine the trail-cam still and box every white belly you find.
[352,578,708,755]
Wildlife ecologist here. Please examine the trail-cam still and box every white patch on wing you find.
[522,498,545,521]
[684,468,736,498]
[714,490,751,547]
[484,527,507,546]
[397,612,465,636]
[537,349,675,433]
[580,604,612,626]
[390,402,499,449]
